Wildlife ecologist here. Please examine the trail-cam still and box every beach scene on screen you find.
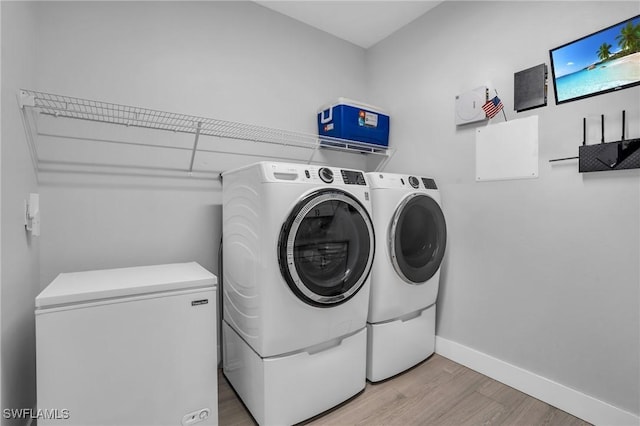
[552,16,640,102]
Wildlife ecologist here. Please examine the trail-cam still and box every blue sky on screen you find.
[551,16,640,78]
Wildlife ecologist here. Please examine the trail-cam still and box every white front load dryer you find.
[365,172,447,382]
[222,161,375,425]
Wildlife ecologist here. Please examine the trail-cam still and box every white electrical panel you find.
[476,115,539,182]
[455,86,488,125]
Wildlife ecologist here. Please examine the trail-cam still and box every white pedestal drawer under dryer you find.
[365,172,447,382]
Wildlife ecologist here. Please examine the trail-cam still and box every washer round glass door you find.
[278,189,375,307]
[390,193,447,284]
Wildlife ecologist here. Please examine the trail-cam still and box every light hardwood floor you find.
[217,354,592,426]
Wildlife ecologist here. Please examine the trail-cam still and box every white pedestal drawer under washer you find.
[365,172,447,382]
[222,161,376,425]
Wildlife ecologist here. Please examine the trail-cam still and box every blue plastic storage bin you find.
[317,98,390,150]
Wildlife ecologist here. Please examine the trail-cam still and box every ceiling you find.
[255,1,443,49]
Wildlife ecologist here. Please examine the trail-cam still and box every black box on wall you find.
[514,64,547,112]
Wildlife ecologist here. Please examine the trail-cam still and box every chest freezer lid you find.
[35,262,217,309]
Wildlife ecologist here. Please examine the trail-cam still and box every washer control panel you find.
[267,163,367,186]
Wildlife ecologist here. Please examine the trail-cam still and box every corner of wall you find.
[1,1,40,422]
[0,1,3,418]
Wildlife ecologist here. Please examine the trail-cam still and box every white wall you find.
[1,1,39,423]
[367,0,640,419]
[33,0,370,285]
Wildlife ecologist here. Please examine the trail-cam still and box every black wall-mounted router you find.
[578,111,640,173]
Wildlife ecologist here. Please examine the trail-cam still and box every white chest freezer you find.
[35,262,218,426]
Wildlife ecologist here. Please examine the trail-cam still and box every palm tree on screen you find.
[596,42,612,61]
[615,20,640,53]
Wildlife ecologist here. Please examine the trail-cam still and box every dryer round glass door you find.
[278,189,375,307]
[389,193,447,284]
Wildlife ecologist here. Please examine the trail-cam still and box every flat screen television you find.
[549,15,640,105]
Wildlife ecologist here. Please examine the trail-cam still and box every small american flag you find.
[482,96,504,119]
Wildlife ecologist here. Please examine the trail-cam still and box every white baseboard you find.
[435,336,639,426]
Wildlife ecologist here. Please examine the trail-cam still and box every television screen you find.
[549,15,640,104]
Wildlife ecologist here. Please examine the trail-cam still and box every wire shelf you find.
[19,89,393,173]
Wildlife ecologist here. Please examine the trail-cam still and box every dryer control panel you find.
[367,172,439,191]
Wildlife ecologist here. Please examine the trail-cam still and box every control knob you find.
[319,167,334,183]
[408,176,420,188]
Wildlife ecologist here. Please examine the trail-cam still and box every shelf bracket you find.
[18,90,36,109]
[17,91,40,182]
[307,140,320,165]
[549,156,578,163]
[188,122,202,174]
[374,148,394,172]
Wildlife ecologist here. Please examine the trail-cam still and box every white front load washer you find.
[222,161,375,425]
[365,172,447,382]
